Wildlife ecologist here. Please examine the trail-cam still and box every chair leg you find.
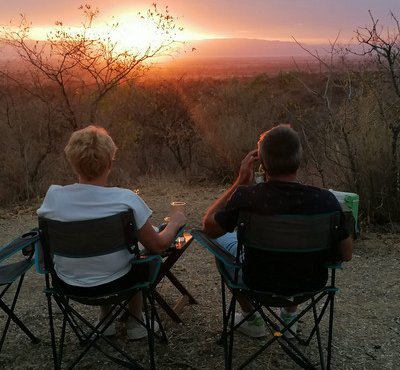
[226,290,237,370]
[45,274,59,370]
[46,279,142,369]
[50,293,89,366]
[0,276,39,352]
[312,299,325,370]
[237,300,316,370]
[58,298,71,367]
[219,276,227,350]
[303,292,330,345]
[149,291,168,343]
[326,292,335,370]
[67,301,143,369]
[143,290,156,370]
[218,276,231,368]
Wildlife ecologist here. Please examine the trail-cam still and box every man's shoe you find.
[234,312,266,338]
[279,309,298,339]
[127,314,159,340]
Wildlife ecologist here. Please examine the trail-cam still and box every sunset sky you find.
[1,0,399,44]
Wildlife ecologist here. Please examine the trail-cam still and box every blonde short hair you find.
[64,125,117,180]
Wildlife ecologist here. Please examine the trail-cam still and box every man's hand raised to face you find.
[236,149,259,186]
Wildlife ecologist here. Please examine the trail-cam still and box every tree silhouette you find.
[0,3,182,127]
[0,3,183,200]
[354,10,400,198]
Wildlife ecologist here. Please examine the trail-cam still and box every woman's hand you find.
[138,212,186,254]
[169,211,186,228]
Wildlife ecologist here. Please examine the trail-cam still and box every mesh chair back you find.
[238,211,341,252]
[38,211,138,265]
[237,211,341,294]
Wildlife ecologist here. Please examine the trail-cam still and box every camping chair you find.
[38,210,166,370]
[192,211,344,370]
[0,230,40,353]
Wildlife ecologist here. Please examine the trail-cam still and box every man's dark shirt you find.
[215,180,349,294]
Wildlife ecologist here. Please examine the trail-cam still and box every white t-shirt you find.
[37,183,152,287]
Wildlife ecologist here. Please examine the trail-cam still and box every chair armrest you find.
[0,230,39,263]
[190,229,241,269]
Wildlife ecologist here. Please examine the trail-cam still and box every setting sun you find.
[101,12,176,54]
[26,9,210,57]
[28,17,175,56]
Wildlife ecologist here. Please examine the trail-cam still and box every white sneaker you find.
[279,309,298,339]
[95,319,116,337]
[127,314,159,340]
[234,312,266,338]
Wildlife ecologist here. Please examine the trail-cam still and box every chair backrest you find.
[237,211,341,294]
[38,211,139,273]
[238,211,340,252]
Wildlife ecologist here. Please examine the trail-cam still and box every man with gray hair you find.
[202,125,353,338]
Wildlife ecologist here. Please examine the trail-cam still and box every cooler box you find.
[329,189,360,238]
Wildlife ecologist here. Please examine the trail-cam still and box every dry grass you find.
[0,180,399,369]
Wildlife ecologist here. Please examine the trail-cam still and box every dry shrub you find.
[1,70,400,225]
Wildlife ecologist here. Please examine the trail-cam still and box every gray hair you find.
[258,126,302,176]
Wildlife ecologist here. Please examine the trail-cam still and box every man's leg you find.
[128,292,143,319]
[216,233,297,338]
[214,232,238,255]
[215,233,265,337]
[214,233,253,312]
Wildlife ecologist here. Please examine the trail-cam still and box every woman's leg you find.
[128,292,143,319]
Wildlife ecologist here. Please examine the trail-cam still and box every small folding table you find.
[151,233,197,323]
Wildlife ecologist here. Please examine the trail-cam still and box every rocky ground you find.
[0,179,399,369]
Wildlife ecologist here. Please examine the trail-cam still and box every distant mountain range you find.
[0,37,357,61]
[1,37,363,78]
[178,38,336,59]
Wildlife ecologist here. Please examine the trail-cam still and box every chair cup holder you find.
[21,231,39,240]
[20,231,39,256]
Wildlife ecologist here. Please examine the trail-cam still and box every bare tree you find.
[0,3,183,202]
[0,77,59,200]
[0,3,182,127]
[291,35,361,192]
[131,79,199,173]
[354,10,400,197]
[290,11,400,222]
[355,10,400,96]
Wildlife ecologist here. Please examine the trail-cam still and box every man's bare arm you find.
[202,149,259,238]
[202,185,239,238]
[339,236,353,262]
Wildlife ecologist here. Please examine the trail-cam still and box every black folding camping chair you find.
[192,210,346,370]
[0,230,40,353]
[38,210,166,370]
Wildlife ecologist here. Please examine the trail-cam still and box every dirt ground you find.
[0,179,399,369]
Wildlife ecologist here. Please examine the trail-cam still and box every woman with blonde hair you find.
[37,125,186,340]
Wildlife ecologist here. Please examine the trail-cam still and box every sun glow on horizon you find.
[22,10,214,57]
